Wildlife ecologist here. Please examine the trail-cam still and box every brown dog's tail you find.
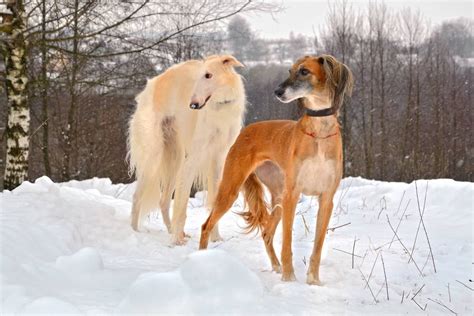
[239,173,270,233]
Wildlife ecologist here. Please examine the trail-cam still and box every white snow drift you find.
[1,176,472,314]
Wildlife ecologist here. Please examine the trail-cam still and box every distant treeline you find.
[1,0,472,188]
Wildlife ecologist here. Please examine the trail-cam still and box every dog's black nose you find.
[274,88,285,97]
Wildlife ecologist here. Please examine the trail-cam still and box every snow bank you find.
[119,250,264,314]
[1,176,472,314]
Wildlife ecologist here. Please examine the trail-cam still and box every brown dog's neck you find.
[298,97,339,138]
[299,110,339,139]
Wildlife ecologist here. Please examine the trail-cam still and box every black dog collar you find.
[305,107,336,117]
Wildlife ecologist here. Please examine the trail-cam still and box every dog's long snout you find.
[274,87,285,98]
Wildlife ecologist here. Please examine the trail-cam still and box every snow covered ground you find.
[1,176,472,314]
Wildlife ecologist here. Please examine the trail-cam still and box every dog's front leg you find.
[206,156,226,242]
[307,190,336,285]
[281,188,299,282]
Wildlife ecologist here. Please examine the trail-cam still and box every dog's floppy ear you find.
[319,55,354,111]
[222,55,244,68]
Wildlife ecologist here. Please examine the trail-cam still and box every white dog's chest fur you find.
[296,150,336,196]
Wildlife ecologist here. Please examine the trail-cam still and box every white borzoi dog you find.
[128,55,246,245]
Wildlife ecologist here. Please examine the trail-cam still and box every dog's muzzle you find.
[190,95,211,110]
[274,87,285,98]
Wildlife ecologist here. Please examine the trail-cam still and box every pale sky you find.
[245,0,473,39]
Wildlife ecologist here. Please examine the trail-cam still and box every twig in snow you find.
[114,184,128,199]
[427,298,457,315]
[381,253,389,300]
[411,284,427,311]
[374,241,391,251]
[455,280,474,291]
[359,249,369,267]
[377,196,387,219]
[447,283,451,302]
[409,181,436,273]
[334,179,353,216]
[365,250,380,288]
[358,267,378,303]
[332,248,363,258]
[300,213,310,236]
[327,222,351,232]
[401,290,405,304]
[352,236,358,269]
[412,298,427,311]
[388,199,411,249]
[394,190,406,216]
[375,282,385,299]
[386,215,424,276]
[412,284,425,300]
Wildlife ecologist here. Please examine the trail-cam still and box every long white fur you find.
[128,56,246,245]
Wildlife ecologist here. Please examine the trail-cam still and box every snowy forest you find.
[0,0,473,190]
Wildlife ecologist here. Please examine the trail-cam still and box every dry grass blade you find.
[409,181,436,273]
[412,284,425,299]
[447,283,451,303]
[389,199,411,249]
[352,236,357,269]
[327,222,351,232]
[381,253,389,300]
[358,267,378,303]
[455,280,473,291]
[394,190,406,216]
[365,250,380,288]
[411,284,427,311]
[386,215,424,276]
[427,298,457,315]
[332,248,363,258]
[300,213,310,236]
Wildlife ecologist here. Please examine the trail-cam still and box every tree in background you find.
[227,15,253,61]
[1,0,29,190]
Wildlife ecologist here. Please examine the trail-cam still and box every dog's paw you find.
[272,264,282,274]
[281,271,296,282]
[209,232,223,243]
[306,273,322,286]
[132,225,150,233]
[169,231,188,246]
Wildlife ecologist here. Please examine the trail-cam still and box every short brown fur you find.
[199,55,353,285]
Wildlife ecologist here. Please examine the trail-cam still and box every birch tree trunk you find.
[1,0,30,190]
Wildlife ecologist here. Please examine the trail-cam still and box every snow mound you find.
[118,271,189,314]
[118,249,264,314]
[19,297,81,315]
[55,247,104,273]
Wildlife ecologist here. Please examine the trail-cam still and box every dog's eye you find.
[205,73,213,79]
[299,68,309,76]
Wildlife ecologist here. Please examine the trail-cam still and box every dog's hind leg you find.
[262,195,283,273]
[199,157,257,250]
[131,179,145,231]
[256,161,284,272]
[159,178,175,233]
[307,190,336,285]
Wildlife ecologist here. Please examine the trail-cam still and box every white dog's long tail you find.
[127,80,182,220]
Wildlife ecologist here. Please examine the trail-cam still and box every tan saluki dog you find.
[199,55,353,285]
